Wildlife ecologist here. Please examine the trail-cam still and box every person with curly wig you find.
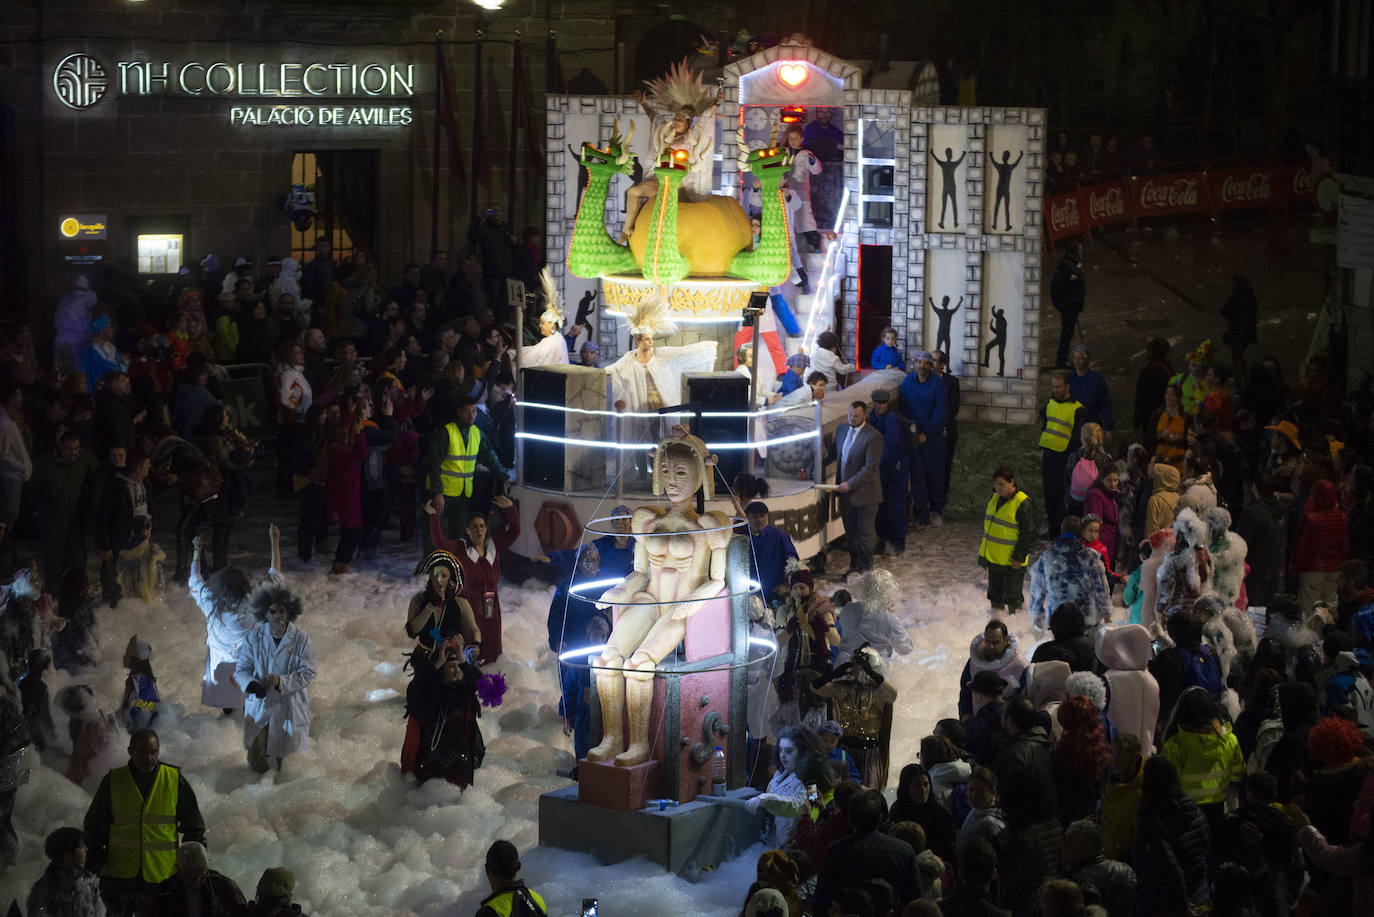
[233,583,316,773]
[1052,694,1112,826]
[1302,715,1370,850]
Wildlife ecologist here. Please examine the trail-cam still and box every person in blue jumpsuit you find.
[745,501,799,608]
[899,351,948,527]
[538,503,635,580]
[867,388,911,556]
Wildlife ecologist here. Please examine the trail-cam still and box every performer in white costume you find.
[519,268,571,368]
[605,291,716,416]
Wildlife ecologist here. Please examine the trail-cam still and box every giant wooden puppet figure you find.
[588,428,732,767]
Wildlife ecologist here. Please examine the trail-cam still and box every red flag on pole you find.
[436,42,467,184]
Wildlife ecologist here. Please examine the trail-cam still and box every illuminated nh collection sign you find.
[51,51,416,127]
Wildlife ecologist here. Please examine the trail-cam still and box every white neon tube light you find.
[516,431,655,451]
[603,311,748,326]
[520,401,807,420]
[516,429,817,451]
[566,577,628,597]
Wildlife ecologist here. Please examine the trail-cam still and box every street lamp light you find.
[473,0,504,8]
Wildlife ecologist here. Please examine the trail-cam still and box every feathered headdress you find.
[626,289,676,338]
[536,267,564,328]
[642,58,715,119]
[653,423,717,500]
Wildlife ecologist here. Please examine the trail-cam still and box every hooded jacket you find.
[1028,536,1111,629]
[1142,463,1181,538]
[1097,624,1161,751]
[958,633,1029,718]
[1292,479,1350,573]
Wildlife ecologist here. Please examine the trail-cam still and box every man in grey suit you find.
[835,401,884,578]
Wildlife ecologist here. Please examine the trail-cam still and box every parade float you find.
[521,43,1046,870]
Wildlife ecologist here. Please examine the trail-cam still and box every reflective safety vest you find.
[478,886,548,917]
[1038,397,1082,452]
[979,490,1029,566]
[1160,728,1245,806]
[439,423,480,498]
[104,764,180,882]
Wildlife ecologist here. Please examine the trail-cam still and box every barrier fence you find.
[1043,161,1322,249]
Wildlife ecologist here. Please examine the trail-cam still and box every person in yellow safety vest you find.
[425,395,510,551]
[977,465,1036,615]
[82,729,206,916]
[475,840,548,917]
[1039,369,1084,538]
[1158,686,1244,853]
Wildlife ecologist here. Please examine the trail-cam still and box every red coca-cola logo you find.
[1088,186,1125,220]
[1291,165,1316,195]
[1220,172,1272,204]
[1139,178,1200,210]
[1049,196,1080,231]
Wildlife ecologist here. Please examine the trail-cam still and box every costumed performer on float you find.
[618,60,723,242]
[406,549,480,669]
[605,290,717,416]
[519,268,571,369]
[587,427,732,767]
[187,524,282,713]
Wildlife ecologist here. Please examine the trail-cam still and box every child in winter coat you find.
[55,684,118,785]
[1080,514,1119,586]
[119,635,160,733]
[1292,479,1349,613]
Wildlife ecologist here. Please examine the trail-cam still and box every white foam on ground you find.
[7,521,1039,914]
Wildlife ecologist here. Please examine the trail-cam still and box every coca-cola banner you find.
[1045,162,1317,241]
[1083,180,1130,230]
[1208,166,1280,211]
[1045,190,1085,240]
[1130,173,1211,218]
[1283,162,1318,204]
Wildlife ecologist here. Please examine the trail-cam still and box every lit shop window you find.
[289,151,356,266]
[137,233,183,275]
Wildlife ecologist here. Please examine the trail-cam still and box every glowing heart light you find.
[778,62,807,88]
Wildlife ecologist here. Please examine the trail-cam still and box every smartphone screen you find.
[581,899,598,917]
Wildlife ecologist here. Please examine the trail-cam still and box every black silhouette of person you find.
[930,146,966,228]
[574,289,596,327]
[929,295,963,358]
[988,149,1024,231]
[983,305,1009,377]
